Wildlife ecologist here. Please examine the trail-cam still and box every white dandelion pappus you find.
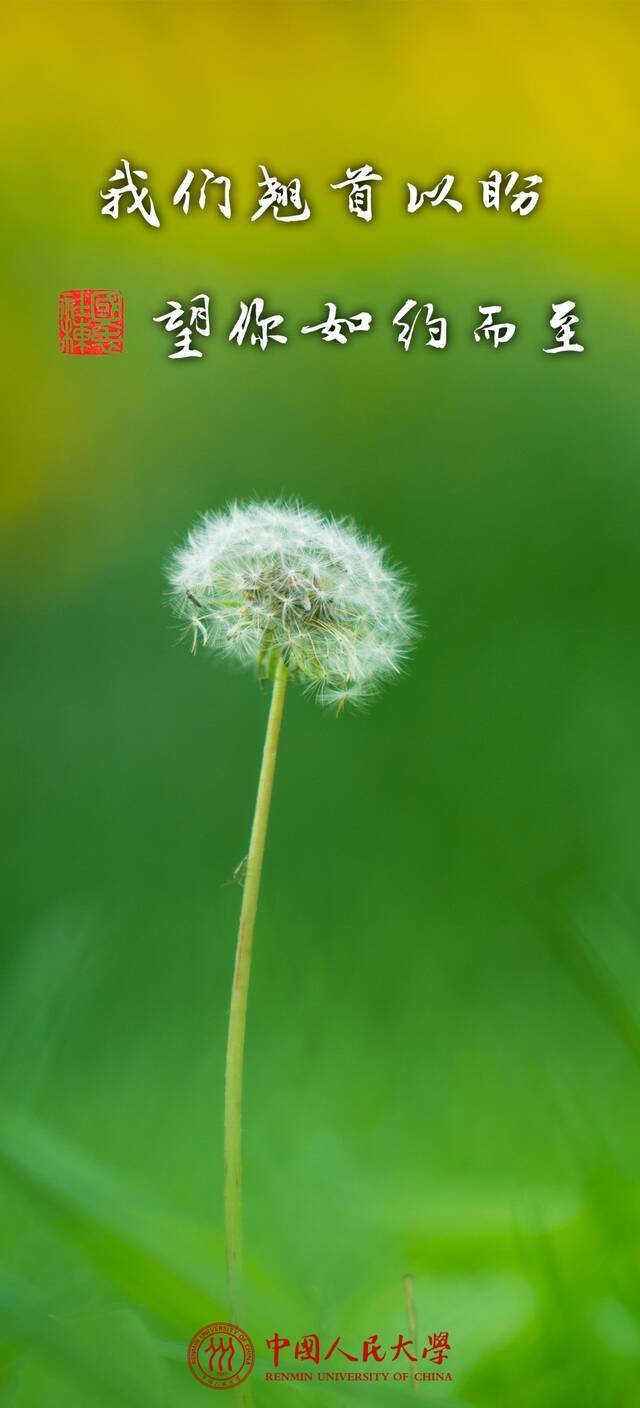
[168,501,415,706]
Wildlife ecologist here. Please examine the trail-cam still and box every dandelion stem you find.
[224,655,288,1322]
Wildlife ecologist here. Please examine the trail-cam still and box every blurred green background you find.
[2,2,640,1404]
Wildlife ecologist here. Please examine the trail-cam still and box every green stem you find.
[224,656,288,1326]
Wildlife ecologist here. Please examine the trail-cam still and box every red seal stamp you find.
[187,1323,255,1391]
[58,289,124,354]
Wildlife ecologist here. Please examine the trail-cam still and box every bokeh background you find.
[2,2,640,1404]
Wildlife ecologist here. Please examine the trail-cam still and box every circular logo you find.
[187,1322,255,1391]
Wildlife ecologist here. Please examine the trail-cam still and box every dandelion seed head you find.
[168,500,416,707]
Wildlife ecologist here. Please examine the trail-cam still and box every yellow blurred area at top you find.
[1,0,639,265]
[0,0,638,540]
